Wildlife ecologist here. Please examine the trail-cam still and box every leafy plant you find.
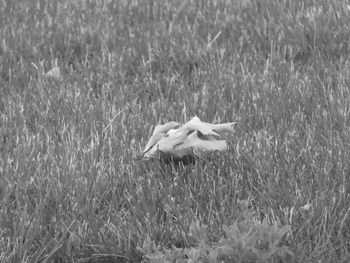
[139,217,292,263]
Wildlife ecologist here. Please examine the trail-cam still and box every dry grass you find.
[1,0,350,262]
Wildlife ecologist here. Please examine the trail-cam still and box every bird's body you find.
[141,117,236,163]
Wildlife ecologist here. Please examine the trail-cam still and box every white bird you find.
[141,116,236,163]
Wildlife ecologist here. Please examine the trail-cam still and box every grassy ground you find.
[1,0,350,262]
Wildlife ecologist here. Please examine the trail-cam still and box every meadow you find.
[1,0,350,262]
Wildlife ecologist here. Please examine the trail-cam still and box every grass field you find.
[1,0,350,262]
